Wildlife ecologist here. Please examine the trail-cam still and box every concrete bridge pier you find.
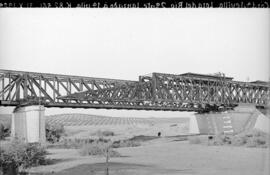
[11,105,46,143]
[189,104,269,135]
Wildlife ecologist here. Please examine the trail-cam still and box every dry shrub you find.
[79,142,105,156]
[79,142,121,157]
[51,137,111,149]
[0,123,10,140]
[112,140,141,148]
[46,124,65,143]
[101,131,114,137]
[112,135,158,148]
[245,130,269,148]
[231,135,247,146]
[188,130,269,148]
[212,134,231,145]
[92,130,115,137]
[58,138,85,149]
[231,130,269,148]
[214,130,269,148]
[120,140,141,147]
[246,137,265,147]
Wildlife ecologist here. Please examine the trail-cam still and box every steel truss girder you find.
[0,69,269,112]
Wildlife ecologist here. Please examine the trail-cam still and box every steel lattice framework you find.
[0,69,269,112]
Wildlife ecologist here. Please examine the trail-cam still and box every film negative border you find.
[0,0,269,8]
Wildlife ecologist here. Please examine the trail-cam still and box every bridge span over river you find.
[0,69,269,142]
[0,69,269,111]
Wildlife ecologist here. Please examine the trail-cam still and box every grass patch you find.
[48,137,110,149]
[48,134,160,150]
[79,142,121,157]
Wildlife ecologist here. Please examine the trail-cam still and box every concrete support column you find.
[189,104,269,135]
[12,105,46,143]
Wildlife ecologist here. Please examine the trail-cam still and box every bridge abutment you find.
[189,104,269,135]
[12,105,46,143]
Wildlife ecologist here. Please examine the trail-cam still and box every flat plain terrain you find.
[29,138,269,175]
[25,113,270,175]
[1,113,269,175]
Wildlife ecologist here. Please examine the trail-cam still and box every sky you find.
[0,9,269,117]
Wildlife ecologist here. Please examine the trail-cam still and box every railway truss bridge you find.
[0,69,269,143]
[0,70,270,112]
[0,69,269,112]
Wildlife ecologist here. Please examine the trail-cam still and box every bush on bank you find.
[0,138,48,174]
[0,123,10,140]
[46,124,65,143]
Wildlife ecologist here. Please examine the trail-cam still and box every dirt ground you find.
[29,138,269,175]
[63,123,189,141]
